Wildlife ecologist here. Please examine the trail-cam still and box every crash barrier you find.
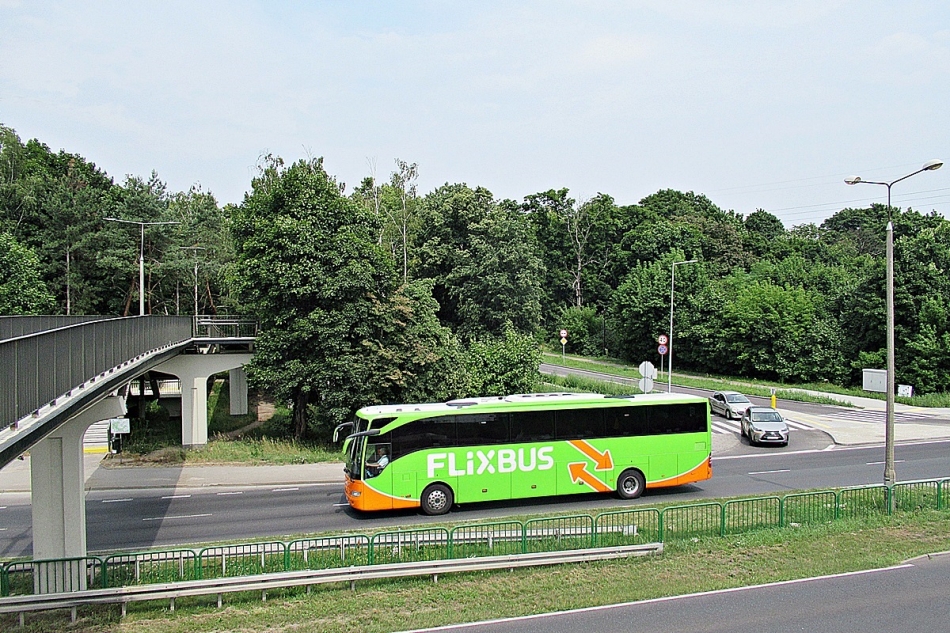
[0,544,663,626]
[3,476,949,600]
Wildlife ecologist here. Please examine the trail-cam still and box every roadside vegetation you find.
[10,509,950,633]
[104,379,341,466]
[543,351,950,408]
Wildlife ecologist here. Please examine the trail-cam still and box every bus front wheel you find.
[617,469,646,500]
[421,483,454,515]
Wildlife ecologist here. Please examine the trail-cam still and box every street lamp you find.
[669,259,698,392]
[844,159,943,490]
[104,218,180,315]
[180,245,206,316]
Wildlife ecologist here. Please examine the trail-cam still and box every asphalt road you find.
[397,553,950,633]
[2,439,949,556]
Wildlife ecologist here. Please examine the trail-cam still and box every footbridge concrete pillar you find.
[30,396,126,592]
[156,354,252,447]
[229,367,249,416]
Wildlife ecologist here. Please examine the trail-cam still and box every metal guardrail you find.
[0,316,109,342]
[0,316,193,428]
[194,317,258,339]
[0,544,663,625]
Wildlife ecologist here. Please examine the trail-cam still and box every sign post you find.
[560,329,568,360]
[657,335,668,382]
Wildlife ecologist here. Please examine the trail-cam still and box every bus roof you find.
[356,391,705,420]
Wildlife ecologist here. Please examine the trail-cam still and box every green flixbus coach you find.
[343,392,712,515]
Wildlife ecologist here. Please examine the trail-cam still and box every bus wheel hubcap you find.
[429,491,446,509]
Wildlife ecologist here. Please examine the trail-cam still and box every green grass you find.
[543,352,854,407]
[10,510,950,632]
[542,351,950,407]
[105,378,342,466]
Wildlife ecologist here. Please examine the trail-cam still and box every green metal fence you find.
[523,515,595,552]
[197,542,287,579]
[449,521,524,558]
[1,557,104,596]
[782,490,837,526]
[723,496,782,535]
[370,528,451,565]
[661,502,723,540]
[287,535,371,570]
[837,485,889,519]
[594,508,660,546]
[103,550,198,587]
[5,477,950,597]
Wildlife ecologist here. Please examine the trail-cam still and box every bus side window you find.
[391,415,457,460]
[555,408,604,440]
[510,410,555,442]
[605,406,649,437]
[457,413,509,445]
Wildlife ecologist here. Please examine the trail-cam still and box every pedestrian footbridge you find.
[0,316,255,585]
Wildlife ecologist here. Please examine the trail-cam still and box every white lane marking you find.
[101,498,133,504]
[161,494,192,499]
[272,487,299,492]
[216,491,243,496]
[142,513,211,522]
[397,564,916,633]
[332,503,350,507]
[0,506,6,510]
[748,469,790,475]
[866,460,906,466]
[0,528,6,531]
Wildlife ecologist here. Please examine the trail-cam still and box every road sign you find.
[638,377,654,393]
[638,361,657,379]
[560,329,568,338]
[658,344,668,355]
[109,418,130,434]
[658,334,668,345]
[560,337,567,345]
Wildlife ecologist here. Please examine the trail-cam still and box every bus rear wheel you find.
[617,469,646,500]
[421,483,454,515]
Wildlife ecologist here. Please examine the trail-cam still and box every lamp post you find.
[180,245,206,316]
[669,259,698,393]
[105,218,180,315]
[845,159,943,491]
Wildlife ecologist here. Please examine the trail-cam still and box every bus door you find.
[509,411,557,499]
[456,414,511,503]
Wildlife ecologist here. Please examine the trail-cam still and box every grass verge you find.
[543,351,950,407]
[542,352,854,407]
[10,510,950,633]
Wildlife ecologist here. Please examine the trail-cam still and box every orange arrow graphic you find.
[569,462,612,493]
[568,440,613,470]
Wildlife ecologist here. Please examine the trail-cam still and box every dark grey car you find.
[741,407,789,446]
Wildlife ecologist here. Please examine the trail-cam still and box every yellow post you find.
[770,388,777,408]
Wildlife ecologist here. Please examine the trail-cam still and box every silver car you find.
[709,391,752,420]
[741,407,789,446]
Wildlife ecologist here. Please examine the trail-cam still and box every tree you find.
[451,202,543,339]
[413,183,543,338]
[465,328,542,397]
[0,232,54,314]
[231,156,399,439]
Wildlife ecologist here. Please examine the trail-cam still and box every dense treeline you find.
[3,124,949,438]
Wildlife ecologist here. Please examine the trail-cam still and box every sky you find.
[1,1,949,227]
